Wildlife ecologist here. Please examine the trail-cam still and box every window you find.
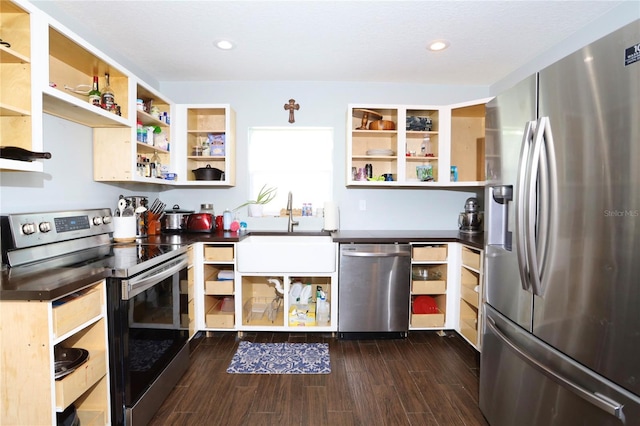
[248,127,333,216]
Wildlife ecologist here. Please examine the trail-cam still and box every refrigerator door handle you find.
[486,316,624,420]
[525,118,546,296]
[515,120,536,291]
[534,117,559,296]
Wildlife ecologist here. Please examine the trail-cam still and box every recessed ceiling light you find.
[428,40,450,52]
[215,40,235,50]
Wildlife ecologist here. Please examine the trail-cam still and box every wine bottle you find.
[0,146,52,162]
[88,76,101,107]
[100,73,115,111]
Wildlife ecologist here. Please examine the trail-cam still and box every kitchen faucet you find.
[286,191,299,232]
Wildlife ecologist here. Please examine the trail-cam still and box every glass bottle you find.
[151,152,161,178]
[100,73,115,111]
[143,158,151,177]
[88,76,101,107]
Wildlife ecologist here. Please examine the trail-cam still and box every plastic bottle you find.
[422,135,431,156]
[136,121,144,143]
[222,209,232,231]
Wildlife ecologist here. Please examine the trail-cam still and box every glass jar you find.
[200,204,215,215]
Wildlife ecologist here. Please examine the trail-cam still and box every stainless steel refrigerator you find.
[480,20,640,425]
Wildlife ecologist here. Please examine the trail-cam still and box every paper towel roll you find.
[323,201,339,231]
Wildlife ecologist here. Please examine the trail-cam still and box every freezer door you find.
[532,20,640,396]
[480,305,640,426]
[485,75,537,331]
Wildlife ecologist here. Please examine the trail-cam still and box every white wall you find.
[0,114,158,214]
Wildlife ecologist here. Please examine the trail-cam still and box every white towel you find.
[218,270,234,280]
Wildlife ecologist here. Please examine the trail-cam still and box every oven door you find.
[108,253,190,426]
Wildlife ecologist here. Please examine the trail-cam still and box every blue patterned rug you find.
[227,341,331,374]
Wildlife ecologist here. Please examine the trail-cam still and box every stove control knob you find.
[39,222,52,233]
[102,216,112,224]
[92,216,103,226]
[21,223,36,235]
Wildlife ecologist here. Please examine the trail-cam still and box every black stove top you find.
[109,241,187,278]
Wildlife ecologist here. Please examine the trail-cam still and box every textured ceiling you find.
[36,1,625,85]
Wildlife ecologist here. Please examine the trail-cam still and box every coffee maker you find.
[458,197,484,234]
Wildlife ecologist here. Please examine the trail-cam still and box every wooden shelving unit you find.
[175,105,236,186]
[409,244,449,329]
[0,0,42,172]
[346,101,490,187]
[458,245,484,350]
[451,103,486,183]
[0,280,111,425]
[201,244,236,329]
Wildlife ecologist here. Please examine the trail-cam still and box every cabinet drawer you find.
[205,298,235,328]
[204,267,234,295]
[462,247,481,270]
[461,285,479,308]
[460,299,479,346]
[411,312,445,328]
[55,349,107,410]
[411,294,446,328]
[205,279,234,295]
[412,245,447,261]
[53,285,103,338]
[204,246,234,261]
[411,280,446,294]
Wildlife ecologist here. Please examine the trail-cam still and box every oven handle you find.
[122,255,188,299]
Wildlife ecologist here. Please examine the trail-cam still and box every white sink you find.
[237,234,336,273]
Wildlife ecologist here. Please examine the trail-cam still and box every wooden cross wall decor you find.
[284,99,300,123]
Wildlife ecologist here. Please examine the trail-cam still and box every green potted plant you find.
[234,184,277,217]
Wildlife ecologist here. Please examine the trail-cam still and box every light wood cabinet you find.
[457,245,484,350]
[238,273,336,331]
[346,101,490,187]
[449,100,488,183]
[409,244,449,329]
[0,0,43,172]
[173,104,236,186]
[93,80,174,183]
[201,243,236,329]
[45,25,128,127]
[0,280,110,425]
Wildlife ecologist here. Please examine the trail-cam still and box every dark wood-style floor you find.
[149,331,489,426]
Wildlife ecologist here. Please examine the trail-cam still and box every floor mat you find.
[226,341,331,374]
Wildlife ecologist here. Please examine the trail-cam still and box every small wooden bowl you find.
[369,120,396,130]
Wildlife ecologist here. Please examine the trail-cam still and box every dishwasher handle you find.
[341,250,410,258]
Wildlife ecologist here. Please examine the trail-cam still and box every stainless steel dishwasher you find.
[338,243,411,339]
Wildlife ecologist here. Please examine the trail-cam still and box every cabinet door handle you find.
[341,251,410,258]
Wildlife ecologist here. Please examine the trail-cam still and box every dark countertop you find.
[331,230,484,249]
[1,229,483,301]
[148,229,484,249]
[0,264,111,301]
